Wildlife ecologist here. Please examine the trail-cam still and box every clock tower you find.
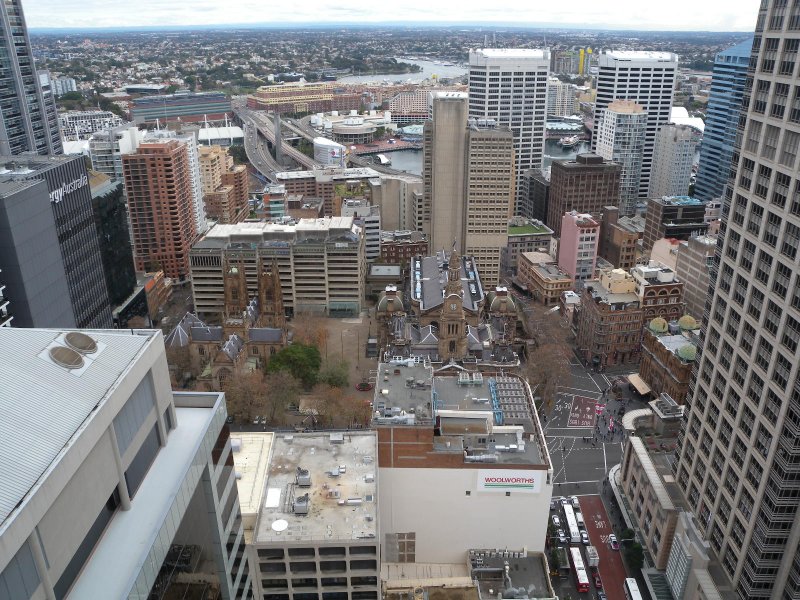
[438,250,468,361]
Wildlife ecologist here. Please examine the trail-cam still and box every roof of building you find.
[471,48,550,60]
[602,51,678,62]
[509,222,552,236]
[197,126,244,142]
[194,217,360,249]
[532,263,573,283]
[230,432,274,519]
[275,167,380,181]
[668,107,705,132]
[468,550,554,600]
[253,432,378,545]
[0,328,157,527]
[410,252,484,313]
[652,195,705,206]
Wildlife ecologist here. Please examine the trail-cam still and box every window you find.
[781,130,800,167]
[747,120,763,153]
[755,164,772,198]
[782,222,800,259]
[772,83,790,118]
[774,261,792,298]
[764,212,781,247]
[783,314,800,352]
[763,125,780,160]
[772,171,790,208]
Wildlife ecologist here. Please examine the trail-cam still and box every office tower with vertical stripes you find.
[0,1,62,155]
[673,2,800,598]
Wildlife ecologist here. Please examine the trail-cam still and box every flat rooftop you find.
[654,195,705,206]
[532,263,572,282]
[231,432,274,519]
[275,167,380,180]
[471,48,550,60]
[469,551,554,600]
[254,432,378,545]
[603,51,678,62]
[585,280,640,306]
[509,223,552,236]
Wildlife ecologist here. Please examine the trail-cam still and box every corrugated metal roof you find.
[0,329,156,527]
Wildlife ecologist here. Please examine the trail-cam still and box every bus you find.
[563,505,581,544]
[554,547,570,579]
[624,578,643,600]
[569,547,590,593]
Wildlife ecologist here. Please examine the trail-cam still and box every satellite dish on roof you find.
[65,331,98,354]
[271,519,289,532]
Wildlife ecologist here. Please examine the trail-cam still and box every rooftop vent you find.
[64,331,98,354]
[49,346,84,369]
[293,493,310,515]
[296,467,312,487]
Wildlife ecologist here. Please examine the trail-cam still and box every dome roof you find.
[377,290,403,312]
[490,293,515,313]
[648,317,668,333]
[677,344,697,361]
[678,315,698,331]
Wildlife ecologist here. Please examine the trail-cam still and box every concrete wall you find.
[379,467,551,563]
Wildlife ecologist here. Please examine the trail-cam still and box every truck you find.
[586,545,599,569]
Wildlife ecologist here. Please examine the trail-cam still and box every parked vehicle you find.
[581,531,590,545]
[609,534,620,550]
[552,515,561,527]
[585,545,600,568]
[594,572,603,589]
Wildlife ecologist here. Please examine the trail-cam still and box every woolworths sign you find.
[477,470,542,494]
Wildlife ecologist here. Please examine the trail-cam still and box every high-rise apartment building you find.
[643,195,708,251]
[547,153,622,237]
[0,2,62,155]
[674,3,800,597]
[547,77,577,117]
[88,125,145,180]
[674,233,717,323]
[0,155,113,328]
[594,100,647,216]
[694,39,753,202]
[469,48,550,216]
[198,145,249,224]
[0,328,253,599]
[423,92,514,286]
[649,123,702,199]
[558,211,600,287]
[123,138,199,279]
[592,51,678,199]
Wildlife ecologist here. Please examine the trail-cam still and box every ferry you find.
[376,154,392,166]
[558,135,582,148]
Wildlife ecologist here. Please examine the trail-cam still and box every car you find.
[552,515,561,527]
[560,497,570,506]
[550,500,558,511]
[581,531,590,545]
[608,534,620,550]
[557,529,568,544]
[598,591,607,600]
[252,415,260,424]
[571,495,580,508]
[226,416,234,424]
[594,573,603,589]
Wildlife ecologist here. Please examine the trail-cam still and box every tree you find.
[290,312,329,349]
[318,360,350,388]
[166,346,194,388]
[228,145,248,165]
[263,371,299,425]
[267,344,321,389]
[623,543,644,571]
[523,310,573,413]
[223,370,266,422]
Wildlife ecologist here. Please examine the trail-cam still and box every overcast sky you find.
[23,0,761,32]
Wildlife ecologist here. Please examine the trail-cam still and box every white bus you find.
[563,505,581,544]
[624,578,643,600]
[569,547,590,593]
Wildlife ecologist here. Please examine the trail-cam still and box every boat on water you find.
[376,154,392,166]
[558,135,582,148]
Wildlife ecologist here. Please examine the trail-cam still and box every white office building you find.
[340,199,381,262]
[648,123,701,199]
[0,328,253,599]
[88,125,145,181]
[547,77,577,117]
[592,51,678,199]
[468,48,551,216]
[594,99,647,216]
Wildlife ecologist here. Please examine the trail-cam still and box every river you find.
[337,58,467,84]
[376,139,591,177]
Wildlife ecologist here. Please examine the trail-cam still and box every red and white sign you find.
[477,470,542,494]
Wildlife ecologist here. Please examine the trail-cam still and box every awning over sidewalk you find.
[628,373,652,396]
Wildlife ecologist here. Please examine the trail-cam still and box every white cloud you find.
[23,0,761,31]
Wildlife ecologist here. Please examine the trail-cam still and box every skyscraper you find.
[594,100,647,216]
[123,138,199,279]
[0,1,62,155]
[423,92,514,286]
[649,123,702,199]
[673,3,800,598]
[694,39,753,202]
[592,51,678,199]
[468,48,550,216]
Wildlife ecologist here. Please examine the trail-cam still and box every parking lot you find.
[548,494,625,600]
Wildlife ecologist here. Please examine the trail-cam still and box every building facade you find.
[379,230,428,265]
[0,328,253,599]
[674,234,717,323]
[547,77,577,117]
[558,211,600,286]
[592,51,678,199]
[598,206,645,271]
[547,153,622,237]
[576,268,643,368]
[502,217,553,274]
[522,167,550,222]
[594,100,647,216]
[649,123,702,199]
[694,39,753,202]
[88,126,145,181]
[639,317,700,404]
[131,91,232,124]
[0,0,62,155]
[190,218,365,319]
[0,155,113,328]
[643,196,709,251]
[469,48,550,215]
[198,145,249,224]
[59,110,126,141]
[674,4,800,596]
[275,167,381,217]
[518,252,573,306]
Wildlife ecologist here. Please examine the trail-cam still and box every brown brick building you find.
[630,261,686,326]
[198,145,249,224]
[547,153,621,237]
[638,316,700,404]
[123,139,198,279]
[598,205,645,270]
[576,268,643,368]
[380,231,428,265]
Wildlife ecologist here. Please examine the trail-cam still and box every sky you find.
[23,0,762,32]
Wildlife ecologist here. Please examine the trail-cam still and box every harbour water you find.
[376,139,591,177]
[337,59,467,84]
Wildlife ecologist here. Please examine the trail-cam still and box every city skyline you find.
[24,0,760,32]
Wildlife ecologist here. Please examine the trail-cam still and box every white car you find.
[581,531,590,545]
[558,529,568,543]
[571,495,580,508]
[552,515,561,527]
